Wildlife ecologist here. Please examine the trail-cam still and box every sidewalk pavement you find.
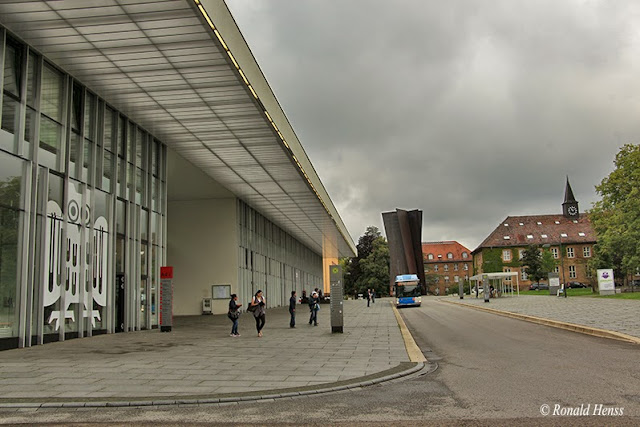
[0,298,422,408]
[441,294,640,343]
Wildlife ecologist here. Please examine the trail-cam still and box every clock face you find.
[568,206,578,215]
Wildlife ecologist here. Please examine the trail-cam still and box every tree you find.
[589,144,640,284]
[357,236,390,296]
[540,250,558,277]
[521,245,546,283]
[343,226,390,297]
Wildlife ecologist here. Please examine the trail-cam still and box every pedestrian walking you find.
[249,290,266,337]
[367,289,371,307]
[228,294,241,337]
[289,290,297,328]
[371,289,375,303]
[309,291,320,326]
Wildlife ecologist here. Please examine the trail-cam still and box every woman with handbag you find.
[249,290,266,337]
[228,294,241,337]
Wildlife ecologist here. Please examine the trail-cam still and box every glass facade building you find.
[0,27,167,349]
[0,1,356,351]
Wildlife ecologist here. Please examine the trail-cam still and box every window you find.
[434,265,439,272]
[503,250,511,261]
[518,249,525,260]
[526,235,533,239]
[444,276,450,283]
[551,248,558,259]
[503,236,510,240]
[521,269,528,280]
[583,246,591,257]
[578,232,586,237]
[462,252,468,259]
[464,263,469,271]
[2,39,23,150]
[567,247,574,258]
[444,264,449,272]
[454,276,459,283]
[454,263,459,271]
[561,233,568,238]
[541,234,548,239]
[569,265,576,278]
[504,268,511,281]
[553,266,559,273]
[428,253,434,260]
[586,267,593,279]
[447,252,453,259]
[39,63,65,172]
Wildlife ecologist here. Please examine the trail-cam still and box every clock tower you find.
[562,177,579,219]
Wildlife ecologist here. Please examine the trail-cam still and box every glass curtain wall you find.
[0,27,167,350]
[237,200,322,308]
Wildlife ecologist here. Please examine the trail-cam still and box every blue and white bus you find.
[394,274,422,307]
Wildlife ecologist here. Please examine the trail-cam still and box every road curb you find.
[390,301,428,362]
[0,362,426,410]
[441,299,640,345]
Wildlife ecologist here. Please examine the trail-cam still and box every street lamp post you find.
[560,234,567,298]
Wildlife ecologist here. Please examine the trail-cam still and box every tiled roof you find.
[422,241,472,263]
[474,214,596,252]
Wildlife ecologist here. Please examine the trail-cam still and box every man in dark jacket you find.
[309,291,320,326]
[289,291,297,328]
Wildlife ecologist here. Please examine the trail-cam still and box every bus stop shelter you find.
[469,272,520,297]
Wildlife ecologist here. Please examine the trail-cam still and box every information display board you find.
[330,265,344,333]
[212,284,231,300]
[597,269,615,295]
[160,266,173,332]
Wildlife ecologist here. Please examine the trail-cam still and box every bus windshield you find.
[395,283,421,297]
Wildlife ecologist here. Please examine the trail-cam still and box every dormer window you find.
[519,223,524,226]
[503,236,510,240]
[526,235,533,239]
[447,252,453,259]
[462,252,468,259]
[537,222,542,225]
[561,233,568,238]
[555,221,560,224]
[504,223,509,227]
[541,234,548,238]
[427,253,434,260]
[578,232,585,237]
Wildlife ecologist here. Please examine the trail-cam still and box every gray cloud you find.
[227,0,640,250]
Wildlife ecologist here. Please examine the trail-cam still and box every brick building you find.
[422,241,472,295]
[472,179,597,289]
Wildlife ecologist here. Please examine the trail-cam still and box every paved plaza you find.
[444,294,640,339]
[0,299,414,407]
[1,294,637,410]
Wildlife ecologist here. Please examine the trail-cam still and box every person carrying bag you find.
[249,290,266,337]
[228,294,242,337]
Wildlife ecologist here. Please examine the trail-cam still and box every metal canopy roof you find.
[0,0,355,258]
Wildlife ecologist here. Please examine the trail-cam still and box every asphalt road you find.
[1,299,638,426]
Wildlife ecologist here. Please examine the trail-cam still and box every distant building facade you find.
[422,241,472,295]
[472,179,597,289]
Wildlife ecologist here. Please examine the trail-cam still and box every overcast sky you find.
[226,0,640,251]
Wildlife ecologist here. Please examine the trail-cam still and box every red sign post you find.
[159,266,173,332]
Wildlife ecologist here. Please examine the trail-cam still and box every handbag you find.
[229,310,240,319]
[246,302,257,312]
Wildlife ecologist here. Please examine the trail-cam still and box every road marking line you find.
[390,301,427,362]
